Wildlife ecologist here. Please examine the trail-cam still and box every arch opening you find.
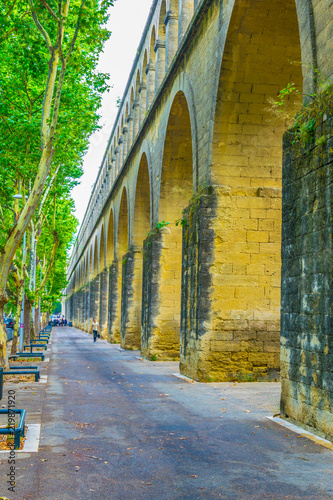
[123,154,151,349]
[208,0,303,379]
[151,90,193,359]
[106,209,114,265]
[117,188,128,259]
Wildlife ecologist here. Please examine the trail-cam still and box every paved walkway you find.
[1,327,333,499]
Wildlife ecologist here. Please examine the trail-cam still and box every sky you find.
[71,0,153,226]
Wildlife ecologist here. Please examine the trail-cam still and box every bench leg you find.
[14,430,20,450]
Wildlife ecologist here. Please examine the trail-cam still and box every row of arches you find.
[67,0,319,376]
[81,0,198,239]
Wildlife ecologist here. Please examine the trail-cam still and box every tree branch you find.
[65,0,86,64]
[36,232,59,292]
[27,0,52,52]
[40,0,59,20]
[38,164,60,218]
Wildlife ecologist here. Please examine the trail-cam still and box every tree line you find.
[0,0,114,366]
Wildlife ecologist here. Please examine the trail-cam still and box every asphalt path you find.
[10,327,333,499]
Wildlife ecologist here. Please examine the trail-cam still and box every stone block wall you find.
[181,185,281,381]
[280,95,333,440]
[121,249,141,349]
[107,262,119,343]
[141,233,162,359]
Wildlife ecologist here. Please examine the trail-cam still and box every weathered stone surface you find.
[180,187,280,382]
[108,262,120,343]
[121,249,142,349]
[281,97,333,441]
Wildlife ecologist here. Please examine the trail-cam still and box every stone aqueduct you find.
[66,0,333,439]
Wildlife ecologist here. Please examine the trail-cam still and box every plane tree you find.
[0,0,114,366]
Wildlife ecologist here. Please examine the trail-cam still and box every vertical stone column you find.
[132,101,140,141]
[120,248,142,350]
[127,115,133,152]
[114,147,119,177]
[86,280,92,333]
[111,158,116,187]
[180,186,281,382]
[280,105,333,441]
[122,127,128,162]
[99,268,109,339]
[139,83,147,128]
[141,231,180,360]
[164,11,178,69]
[118,138,124,172]
[80,288,85,330]
[146,62,156,109]
[89,278,96,334]
[154,39,166,92]
[178,0,193,43]
[107,261,120,343]
[74,291,79,328]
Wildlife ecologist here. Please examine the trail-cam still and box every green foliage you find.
[175,183,208,228]
[155,221,169,231]
[268,67,333,148]
[0,0,115,316]
[52,301,62,314]
[146,221,170,239]
[150,354,157,361]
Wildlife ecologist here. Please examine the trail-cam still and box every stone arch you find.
[121,152,152,350]
[98,223,108,338]
[153,76,198,217]
[91,235,100,324]
[111,186,129,344]
[204,0,304,380]
[133,153,152,245]
[156,0,167,87]
[147,26,157,108]
[142,90,194,360]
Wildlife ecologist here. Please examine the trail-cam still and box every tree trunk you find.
[0,292,9,368]
[23,299,31,346]
[34,302,39,335]
[11,285,24,355]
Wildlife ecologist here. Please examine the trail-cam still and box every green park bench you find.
[3,365,40,382]
[0,368,26,449]
[9,352,45,361]
[23,343,47,353]
[31,338,48,344]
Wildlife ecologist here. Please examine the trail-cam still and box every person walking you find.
[91,318,99,342]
